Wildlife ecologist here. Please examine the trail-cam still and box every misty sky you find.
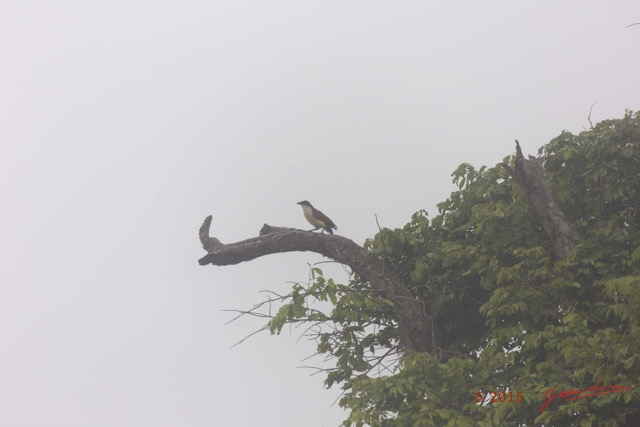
[2,1,640,426]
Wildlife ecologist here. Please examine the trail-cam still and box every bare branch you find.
[625,22,640,28]
[588,100,598,129]
[231,325,270,348]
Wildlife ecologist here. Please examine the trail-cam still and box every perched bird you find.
[297,200,338,234]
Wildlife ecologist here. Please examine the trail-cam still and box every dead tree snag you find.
[503,140,580,259]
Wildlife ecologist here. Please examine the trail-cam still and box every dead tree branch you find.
[505,141,580,259]
[198,216,435,353]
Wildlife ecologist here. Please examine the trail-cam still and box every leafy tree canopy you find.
[267,111,640,426]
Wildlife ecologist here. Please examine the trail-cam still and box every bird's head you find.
[297,200,312,207]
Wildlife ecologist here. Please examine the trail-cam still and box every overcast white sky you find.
[2,1,639,426]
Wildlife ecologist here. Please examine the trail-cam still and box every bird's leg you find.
[308,227,320,232]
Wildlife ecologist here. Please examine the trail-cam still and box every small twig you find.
[296,321,327,344]
[260,289,286,297]
[223,309,273,325]
[300,349,324,363]
[625,22,640,28]
[330,389,347,407]
[296,365,335,376]
[313,260,340,266]
[230,325,269,348]
[374,213,386,274]
[588,100,598,129]
[222,292,289,325]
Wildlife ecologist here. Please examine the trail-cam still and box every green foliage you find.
[267,112,640,426]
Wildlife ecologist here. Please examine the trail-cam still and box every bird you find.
[297,200,338,234]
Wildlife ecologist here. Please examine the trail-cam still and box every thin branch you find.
[313,260,340,266]
[222,295,288,325]
[259,289,287,298]
[296,321,328,344]
[297,365,336,376]
[625,22,640,28]
[222,309,273,324]
[231,325,270,348]
[588,100,598,129]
